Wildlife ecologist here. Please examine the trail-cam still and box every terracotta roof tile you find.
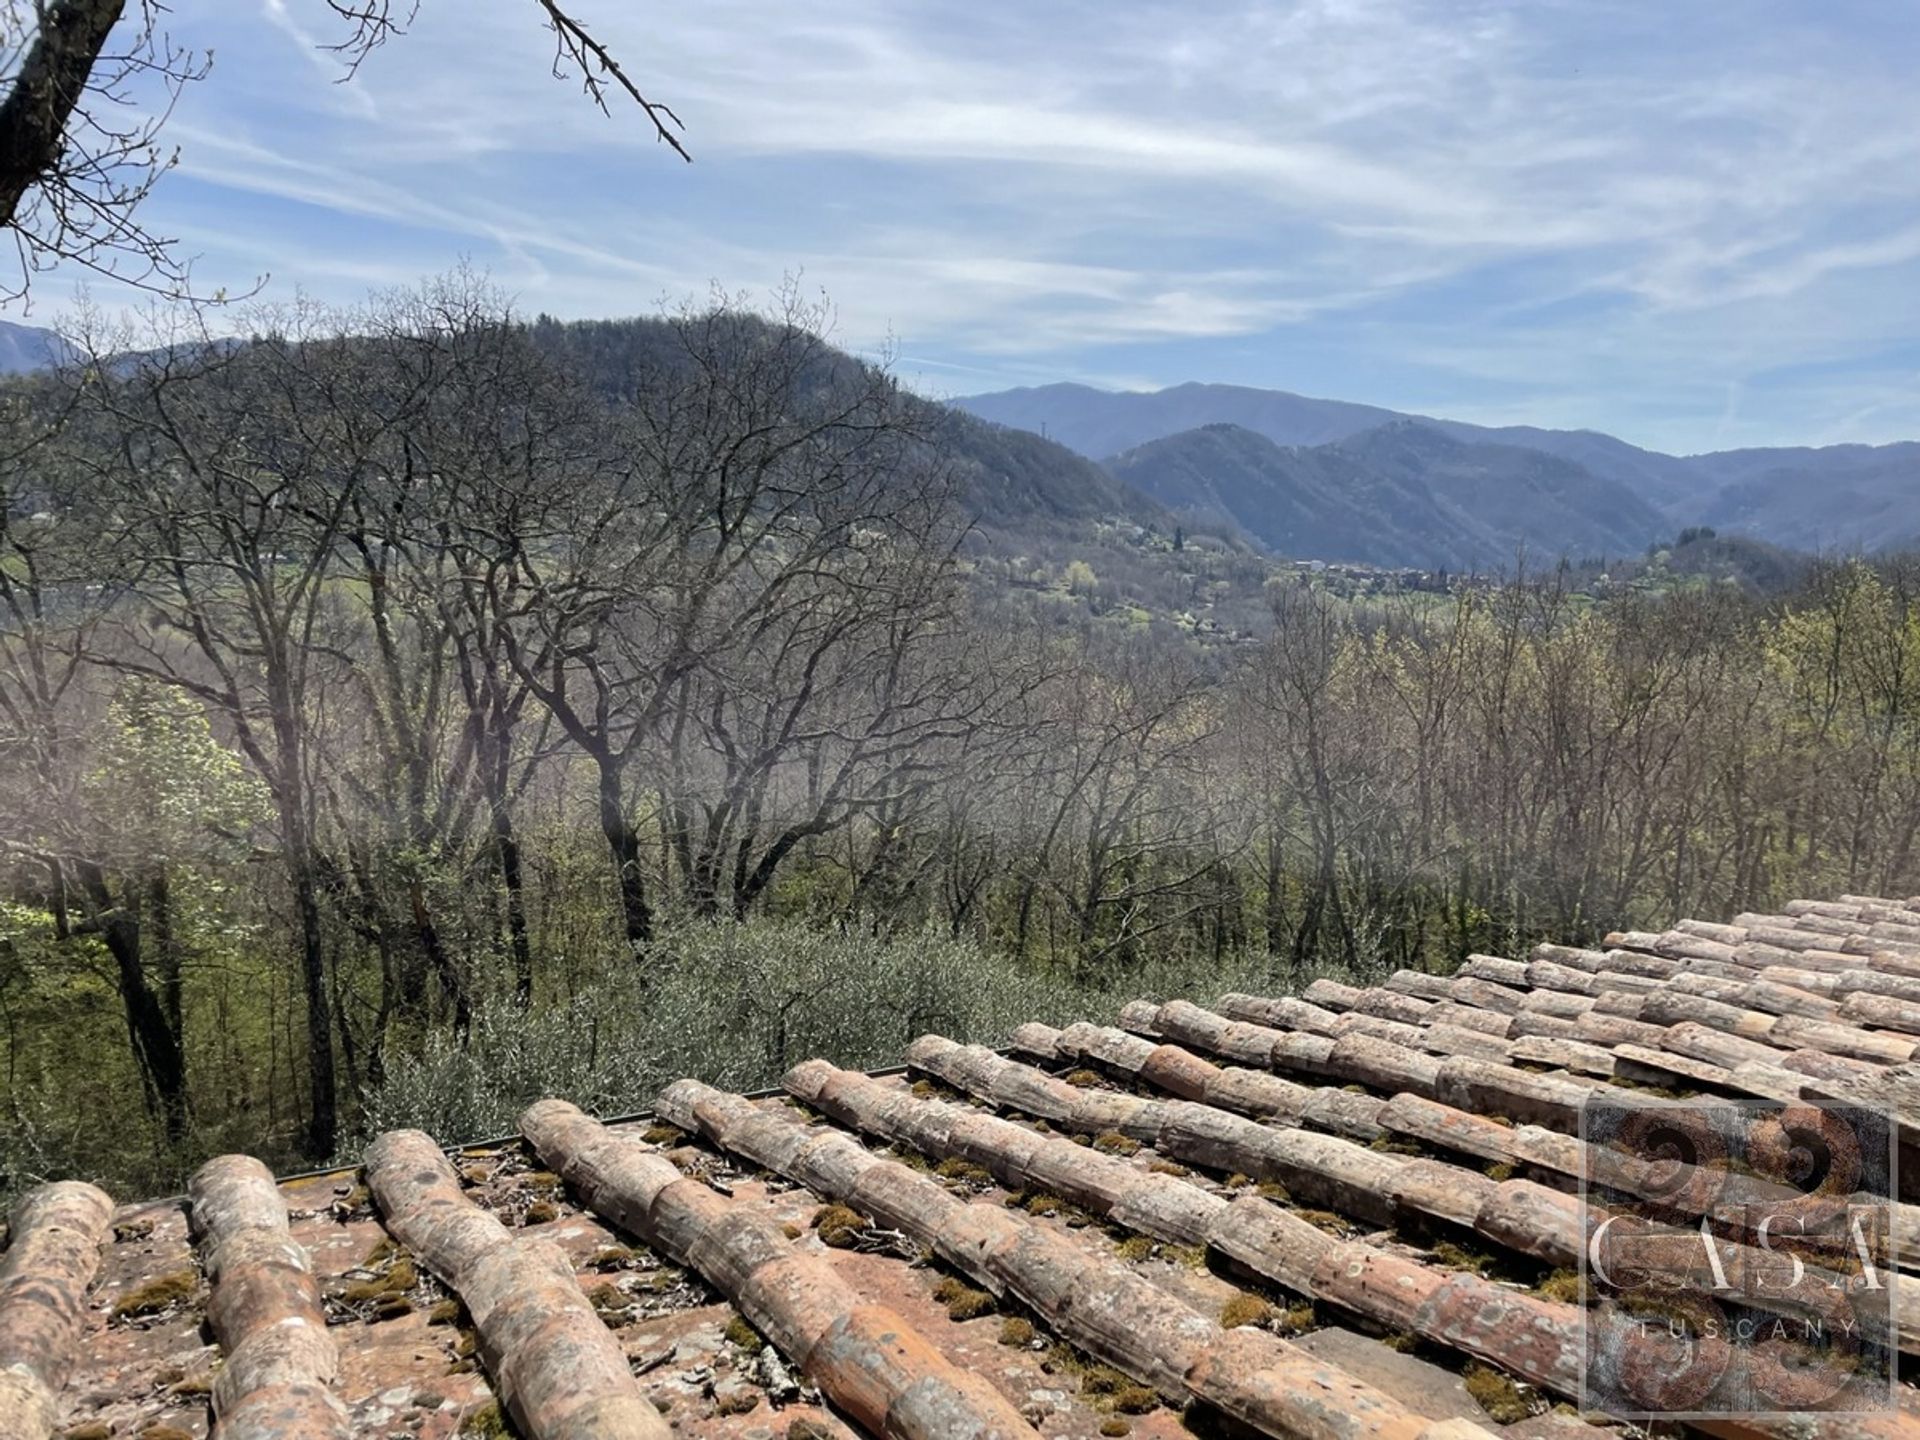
[11,891,1920,1438]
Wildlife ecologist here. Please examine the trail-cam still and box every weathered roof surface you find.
[12,893,1920,1439]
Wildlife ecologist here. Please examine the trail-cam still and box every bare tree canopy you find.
[5,270,1920,1189]
[0,1,686,303]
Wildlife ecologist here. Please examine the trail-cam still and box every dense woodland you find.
[4,278,1920,1199]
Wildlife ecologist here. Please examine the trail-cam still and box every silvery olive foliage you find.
[355,917,1295,1146]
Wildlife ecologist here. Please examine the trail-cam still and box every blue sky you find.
[16,0,1920,454]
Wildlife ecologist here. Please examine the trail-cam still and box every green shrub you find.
[355,918,1285,1145]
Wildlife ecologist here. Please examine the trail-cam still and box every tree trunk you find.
[46,857,70,940]
[1263,824,1288,955]
[0,1,126,229]
[597,762,652,948]
[1013,878,1038,961]
[493,802,533,1004]
[408,876,472,1036]
[290,849,338,1159]
[147,869,180,1040]
[78,862,188,1144]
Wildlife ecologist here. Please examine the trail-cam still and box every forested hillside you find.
[1107,420,1663,569]
[5,282,1920,1200]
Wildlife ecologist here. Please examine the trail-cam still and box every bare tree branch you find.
[534,0,689,161]
[0,1,688,303]
[0,0,213,304]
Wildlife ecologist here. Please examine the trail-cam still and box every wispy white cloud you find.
[15,0,1920,450]
[256,0,380,117]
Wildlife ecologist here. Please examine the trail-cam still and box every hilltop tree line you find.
[4,278,1919,1193]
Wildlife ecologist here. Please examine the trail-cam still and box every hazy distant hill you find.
[926,406,1175,534]
[1679,443,1920,552]
[7,316,1911,558]
[956,380,1920,553]
[1422,420,1700,512]
[0,314,1183,546]
[523,315,1181,538]
[960,381,1406,459]
[1107,421,1664,570]
[0,321,69,373]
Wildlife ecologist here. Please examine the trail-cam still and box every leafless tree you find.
[69,299,432,1158]
[0,385,194,1139]
[493,291,966,950]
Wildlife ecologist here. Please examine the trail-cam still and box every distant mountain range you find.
[957,381,1920,566]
